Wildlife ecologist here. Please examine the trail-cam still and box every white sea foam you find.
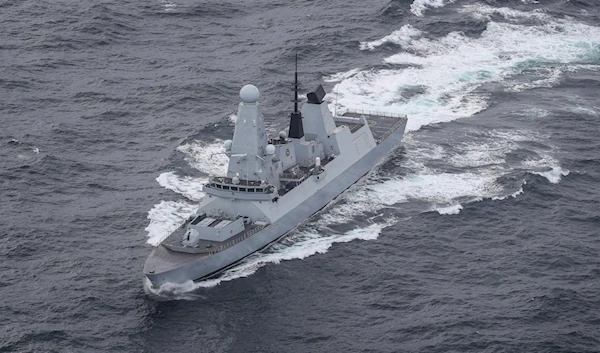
[351,172,502,208]
[160,0,177,11]
[515,108,551,119]
[492,183,525,201]
[306,137,510,223]
[521,152,561,172]
[519,150,570,183]
[448,143,506,168]
[530,166,570,184]
[156,172,206,201]
[570,106,599,117]
[324,68,361,82]
[358,126,565,216]
[359,25,422,50]
[143,278,210,301]
[145,200,196,246]
[177,140,229,176]
[448,129,547,168]
[505,67,564,92]
[410,0,456,17]
[435,204,463,215]
[347,9,600,132]
[460,4,550,21]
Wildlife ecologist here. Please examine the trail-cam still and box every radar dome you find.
[265,144,275,155]
[279,130,288,140]
[224,140,233,150]
[232,176,240,185]
[240,84,260,103]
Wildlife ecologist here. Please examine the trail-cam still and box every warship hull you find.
[144,117,407,287]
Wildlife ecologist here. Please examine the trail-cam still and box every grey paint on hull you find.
[144,120,407,287]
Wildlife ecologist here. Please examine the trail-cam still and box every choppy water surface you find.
[1,0,599,352]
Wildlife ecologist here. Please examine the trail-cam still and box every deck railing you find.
[376,117,407,143]
[344,108,407,119]
[207,225,266,255]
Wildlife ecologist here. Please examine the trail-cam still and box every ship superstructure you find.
[144,60,407,287]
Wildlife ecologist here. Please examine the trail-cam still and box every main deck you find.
[161,219,266,255]
[336,109,407,142]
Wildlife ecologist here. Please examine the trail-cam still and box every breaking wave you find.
[359,24,422,50]
[530,166,570,184]
[156,171,206,201]
[410,0,456,17]
[347,4,600,132]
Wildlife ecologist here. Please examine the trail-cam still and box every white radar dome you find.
[224,140,233,150]
[279,130,288,140]
[265,144,275,155]
[240,84,260,103]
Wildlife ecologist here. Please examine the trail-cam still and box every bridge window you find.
[231,187,238,191]
[240,187,246,192]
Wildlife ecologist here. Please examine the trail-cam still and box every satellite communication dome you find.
[240,84,260,103]
[232,176,240,185]
[265,144,275,155]
[224,140,233,150]
[279,130,288,140]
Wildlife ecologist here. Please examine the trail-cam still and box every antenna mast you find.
[294,53,299,113]
[288,53,304,139]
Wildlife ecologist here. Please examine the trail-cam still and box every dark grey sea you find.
[1,0,599,352]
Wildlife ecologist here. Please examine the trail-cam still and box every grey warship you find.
[144,63,407,287]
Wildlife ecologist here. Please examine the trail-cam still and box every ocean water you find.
[1,0,599,352]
